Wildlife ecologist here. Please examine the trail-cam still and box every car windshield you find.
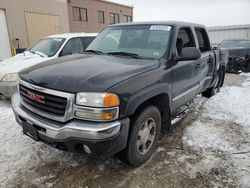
[26,38,65,57]
[86,25,172,59]
[219,40,250,49]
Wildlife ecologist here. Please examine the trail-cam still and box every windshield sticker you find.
[150,25,171,31]
[53,38,63,42]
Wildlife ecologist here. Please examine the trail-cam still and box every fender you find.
[124,83,171,117]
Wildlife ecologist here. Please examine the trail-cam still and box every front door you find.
[171,27,201,111]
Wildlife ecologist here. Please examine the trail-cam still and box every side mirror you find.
[212,46,218,50]
[175,47,201,61]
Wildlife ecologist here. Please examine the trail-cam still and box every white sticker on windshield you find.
[150,25,171,31]
[53,38,63,42]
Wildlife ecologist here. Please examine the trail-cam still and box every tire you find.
[120,106,161,167]
[247,62,250,72]
[202,71,221,98]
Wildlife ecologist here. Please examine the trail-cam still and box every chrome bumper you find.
[12,93,122,140]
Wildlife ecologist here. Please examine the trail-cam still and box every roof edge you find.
[98,0,134,8]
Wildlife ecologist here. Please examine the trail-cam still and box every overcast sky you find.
[112,0,250,27]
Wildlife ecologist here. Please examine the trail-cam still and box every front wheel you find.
[120,106,161,167]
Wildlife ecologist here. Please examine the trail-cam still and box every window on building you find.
[109,13,119,25]
[73,7,88,22]
[123,15,132,23]
[98,11,105,23]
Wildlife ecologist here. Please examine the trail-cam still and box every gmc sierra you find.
[12,21,227,167]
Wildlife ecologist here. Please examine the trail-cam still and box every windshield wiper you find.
[84,50,104,55]
[29,51,47,58]
[107,51,142,59]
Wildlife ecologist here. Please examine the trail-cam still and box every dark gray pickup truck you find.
[12,21,227,167]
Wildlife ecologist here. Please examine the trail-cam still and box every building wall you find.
[208,25,250,44]
[68,0,133,33]
[0,0,70,50]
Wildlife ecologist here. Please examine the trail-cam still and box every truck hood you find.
[0,52,52,80]
[20,54,160,93]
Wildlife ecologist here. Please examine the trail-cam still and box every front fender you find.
[124,83,171,117]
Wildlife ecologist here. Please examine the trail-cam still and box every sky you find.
[111,0,250,27]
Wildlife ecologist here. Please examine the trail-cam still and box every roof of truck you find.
[111,21,206,28]
[46,33,98,39]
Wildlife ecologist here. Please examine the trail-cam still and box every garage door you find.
[25,12,61,45]
[0,9,11,61]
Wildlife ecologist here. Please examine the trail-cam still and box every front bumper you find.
[12,93,130,155]
[0,81,18,98]
[226,58,250,73]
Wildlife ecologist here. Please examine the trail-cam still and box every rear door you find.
[194,28,215,91]
[171,27,201,111]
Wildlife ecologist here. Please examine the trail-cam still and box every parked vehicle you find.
[218,39,250,73]
[0,33,98,98]
[12,21,227,167]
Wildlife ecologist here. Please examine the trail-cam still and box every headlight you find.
[2,73,19,82]
[76,92,119,107]
[75,92,120,121]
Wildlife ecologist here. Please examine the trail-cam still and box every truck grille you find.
[19,84,67,116]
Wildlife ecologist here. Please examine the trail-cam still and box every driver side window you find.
[60,38,84,56]
[176,28,195,55]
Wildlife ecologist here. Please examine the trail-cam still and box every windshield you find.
[86,25,172,59]
[219,40,250,49]
[26,38,65,57]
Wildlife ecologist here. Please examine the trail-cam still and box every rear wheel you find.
[120,106,161,167]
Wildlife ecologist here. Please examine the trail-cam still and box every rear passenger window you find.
[195,28,210,52]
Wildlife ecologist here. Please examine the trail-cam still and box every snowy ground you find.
[0,73,250,188]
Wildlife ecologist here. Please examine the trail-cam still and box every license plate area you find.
[23,121,39,141]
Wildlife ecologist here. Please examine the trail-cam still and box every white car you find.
[0,32,98,98]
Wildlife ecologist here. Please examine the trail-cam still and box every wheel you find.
[120,106,161,167]
[202,71,221,98]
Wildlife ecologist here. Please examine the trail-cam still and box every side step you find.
[171,101,193,125]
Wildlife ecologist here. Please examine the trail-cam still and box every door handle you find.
[196,63,201,69]
[207,57,213,64]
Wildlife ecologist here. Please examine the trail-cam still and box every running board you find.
[171,107,191,125]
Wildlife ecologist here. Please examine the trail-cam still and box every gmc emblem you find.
[27,91,45,104]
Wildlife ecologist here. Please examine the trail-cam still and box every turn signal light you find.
[103,93,120,107]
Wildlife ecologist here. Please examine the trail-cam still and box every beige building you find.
[68,0,133,33]
[0,0,133,60]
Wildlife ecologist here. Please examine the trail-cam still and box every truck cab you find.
[12,21,225,167]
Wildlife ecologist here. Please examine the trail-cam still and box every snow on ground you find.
[183,73,250,187]
[0,101,84,187]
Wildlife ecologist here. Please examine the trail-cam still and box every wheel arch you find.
[124,85,172,132]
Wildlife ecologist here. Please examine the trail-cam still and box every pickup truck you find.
[12,21,226,167]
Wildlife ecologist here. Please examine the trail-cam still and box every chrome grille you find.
[19,80,75,122]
